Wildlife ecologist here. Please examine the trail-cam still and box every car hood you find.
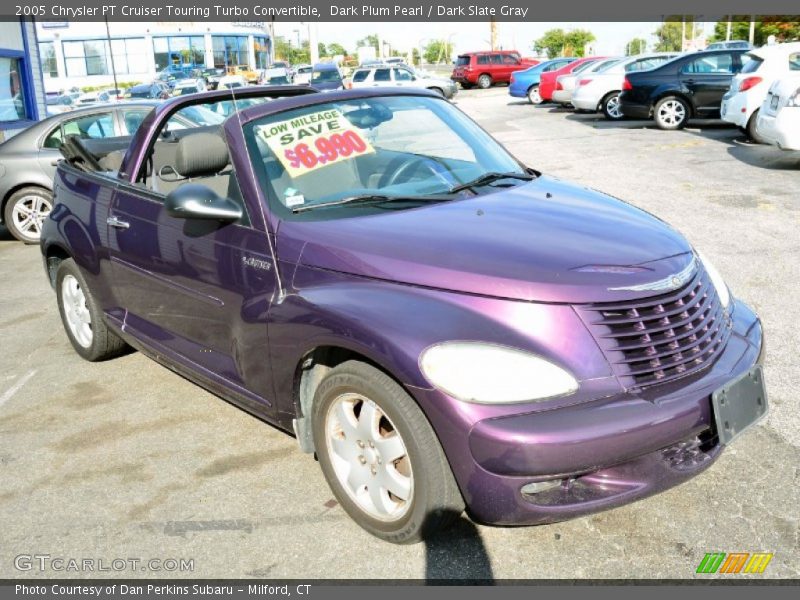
[277,176,694,303]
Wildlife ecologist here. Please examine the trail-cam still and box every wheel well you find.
[291,345,400,454]
[45,245,71,288]
[1,183,51,214]
[479,72,491,80]
[598,90,621,111]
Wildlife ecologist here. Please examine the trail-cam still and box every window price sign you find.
[257,109,375,178]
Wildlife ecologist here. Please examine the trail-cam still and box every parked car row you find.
[505,43,800,152]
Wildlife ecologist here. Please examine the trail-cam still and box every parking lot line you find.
[0,369,37,408]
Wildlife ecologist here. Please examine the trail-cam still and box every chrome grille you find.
[579,267,731,389]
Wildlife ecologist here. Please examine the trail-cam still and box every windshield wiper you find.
[292,194,452,213]
[447,171,535,194]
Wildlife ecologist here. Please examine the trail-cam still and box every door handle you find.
[107,216,130,229]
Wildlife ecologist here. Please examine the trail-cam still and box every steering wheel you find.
[385,156,455,188]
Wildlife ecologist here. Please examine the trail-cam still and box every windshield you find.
[245,95,526,218]
[311,69,341,83]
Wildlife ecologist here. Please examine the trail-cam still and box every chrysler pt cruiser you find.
[40,87,767,543]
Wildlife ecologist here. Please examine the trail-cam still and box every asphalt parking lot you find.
[1,86,798,580]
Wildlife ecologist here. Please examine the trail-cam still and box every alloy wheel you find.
[10,194,52,241]
[325,392,413,521]
[61,274,93,348]
[528,86,542,104]
[606,94,623,119]
[657,99,686,127]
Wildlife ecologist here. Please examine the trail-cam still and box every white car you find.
[171,78,207,96]
[349,64,458,99]
[293,64,313,85]
[721,42,800,141]
[572,53,680,119]
[217,75,247,89]
[552,58,621,105]
[755,74,800,151]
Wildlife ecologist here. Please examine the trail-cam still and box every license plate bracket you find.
[711,365,768,445]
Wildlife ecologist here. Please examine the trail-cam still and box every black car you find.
[125,82,171,100]
[619,50,749,129]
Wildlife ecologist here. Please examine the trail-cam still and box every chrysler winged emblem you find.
[609,257,697,292]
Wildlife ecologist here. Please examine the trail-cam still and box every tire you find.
[477,74,492,89]
[654,96,689,130]
[746,110,763,144]
[3,186,53,244]
[527,85,542,105]
[601,91,624,120]
[312,360,463,544]
[56,258,128,361]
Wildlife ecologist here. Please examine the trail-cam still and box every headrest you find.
[175,132,230,178]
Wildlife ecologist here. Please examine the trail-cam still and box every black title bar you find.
[4,1,800,21]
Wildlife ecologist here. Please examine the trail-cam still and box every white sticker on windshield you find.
[285,194,305,207]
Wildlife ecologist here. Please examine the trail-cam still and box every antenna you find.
[230,78,285,301]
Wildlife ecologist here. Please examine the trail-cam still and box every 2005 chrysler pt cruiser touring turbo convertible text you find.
[40,86,767,543]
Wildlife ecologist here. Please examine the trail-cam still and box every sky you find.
[273,21,716,57]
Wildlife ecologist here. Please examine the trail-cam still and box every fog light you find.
[520,479,562,496]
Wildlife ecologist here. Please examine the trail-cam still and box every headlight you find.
[419,342,578,404]
[697,250,731,308]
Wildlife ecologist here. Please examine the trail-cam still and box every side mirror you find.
[165,184,242,222]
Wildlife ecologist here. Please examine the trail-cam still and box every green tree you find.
[711,17,800,46]
[423,40,454,64]
[534,28,595,58]
[357,34,380,53]
[653,17,697,51]
[625,38,647,55]
[327,43,348,57]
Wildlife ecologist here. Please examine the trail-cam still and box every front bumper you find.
[413,299,763,525]
[756,107,800,151]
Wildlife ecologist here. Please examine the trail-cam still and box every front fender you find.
[267,265,617,423]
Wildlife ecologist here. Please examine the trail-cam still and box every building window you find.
[0,56,29,122]
[212,35,249,68]
[254,36,270,69]
[39,42,57,77]
[63,38,148,77]
[110,38,148,74]
[153,36,205,72]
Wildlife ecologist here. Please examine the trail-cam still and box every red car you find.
[451,51,539,89]
[539,56,606,102]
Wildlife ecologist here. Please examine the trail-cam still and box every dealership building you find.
[0,18,46,140]
[36,21,272,93]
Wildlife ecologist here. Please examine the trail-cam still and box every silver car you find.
[350,64,458,99]
[0,101,210,243]
[551,58,622,106]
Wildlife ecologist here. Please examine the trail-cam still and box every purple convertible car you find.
[41,86,766,543]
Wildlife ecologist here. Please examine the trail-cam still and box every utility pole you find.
[104,16,119,95]
[749,17,756,44]
[490,18,497,51]
[726,15,732,41]
[681,17,686,51]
